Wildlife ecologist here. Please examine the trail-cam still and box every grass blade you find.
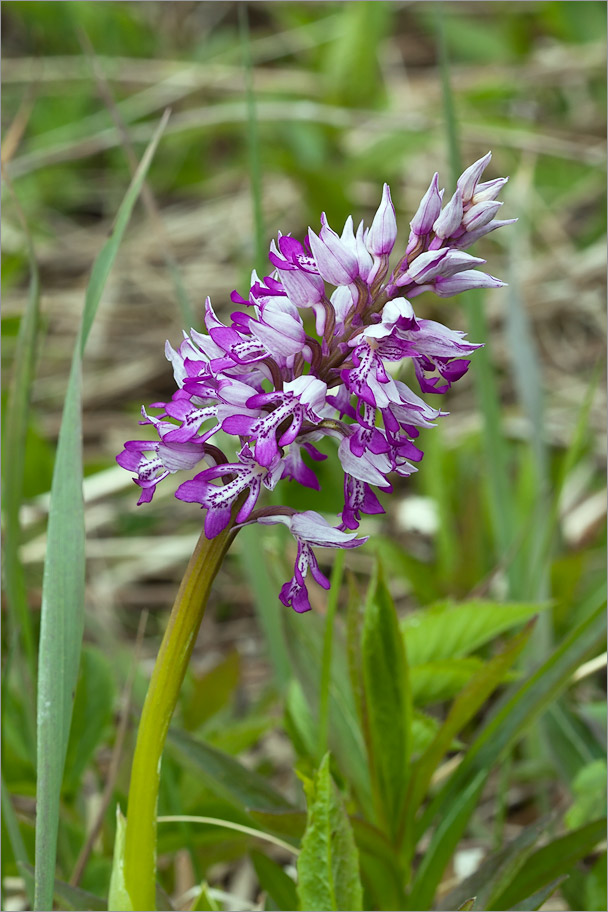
[1,178,40,673]
[408,602,605,909]
[434,4,517,588]
[34,110,169,911]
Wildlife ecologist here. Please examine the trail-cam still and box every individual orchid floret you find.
[308,215,359,286]
[409,172,443,239]
[118,153,514,612]
[367,183,398,257]
[257,510,367,612]
[456,151,492,202]
[432,189,464,240]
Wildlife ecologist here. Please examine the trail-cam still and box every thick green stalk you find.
[123,524,237,911]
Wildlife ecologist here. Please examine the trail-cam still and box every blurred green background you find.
[1,2,606,910]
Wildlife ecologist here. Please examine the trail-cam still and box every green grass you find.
[1,2,606,910]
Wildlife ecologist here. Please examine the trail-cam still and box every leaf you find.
[457,900,476,912]
[2,777,34,906]
[183,650,240,731]
[1,192,40,671]
[565,760,608,830]
[34,110,169,912]
[408,623,534,817]
[190,882,220,912]
[296,754,363,912]
[361,564,411,839]
[168,728,293,814]
[108,806,132,912]
[284,678,317,760]
[283,604,372,816]
[19,863,107,912]
[410,658,486,706]
[251,850,298,912]
[408,605,605,910]
[439,815,548,912]
[63,646,115,793]
[411,711,440,756]
[402,599,548,665]
[509,877,566,911]
[490,818,607,910]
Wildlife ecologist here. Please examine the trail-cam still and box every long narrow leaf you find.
[489,818,607,910]
[34,110,169,912]
[2,186,40,672]
[408,603,605,909]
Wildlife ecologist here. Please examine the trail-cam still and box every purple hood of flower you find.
[118,153,513,612]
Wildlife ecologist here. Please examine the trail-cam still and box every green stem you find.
[123,524,237,911]
[317,550,345,761]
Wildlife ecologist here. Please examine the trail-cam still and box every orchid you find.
[118,153,513,613]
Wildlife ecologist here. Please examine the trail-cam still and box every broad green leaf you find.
[408,605,605,910]
[456,901,476,912]
[33,111,169,912]
[411,711,440,756]
[168,728,292,814]
[402,599,548,665]
[490,818,606,910]
[63,646,115,793]
[296,754,363,912]
[565,760,608,830]
[206,715,275,756]
[251,850,298,912]
[250,809,404,909]
[108,807,132,912]
[408,623,534,818]
[183,650,240,731]
[410,658,485,706]
[361,564,411,839]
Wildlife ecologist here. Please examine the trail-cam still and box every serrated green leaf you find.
[34,111,169,912]
[402,599,548,665]
[183,649,240,731]
[63,646,115,793]
[410,658,485,706]
[362,564,411,839]
[168,728,292,814]
[251,850,298,912]
[490,819,606,910]
[296,754,363,912]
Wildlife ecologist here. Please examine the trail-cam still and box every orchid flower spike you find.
[118,156,513,612]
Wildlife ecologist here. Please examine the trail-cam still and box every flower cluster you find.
[118,153,513,612]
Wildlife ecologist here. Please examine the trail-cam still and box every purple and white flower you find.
[118,153,513,611]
